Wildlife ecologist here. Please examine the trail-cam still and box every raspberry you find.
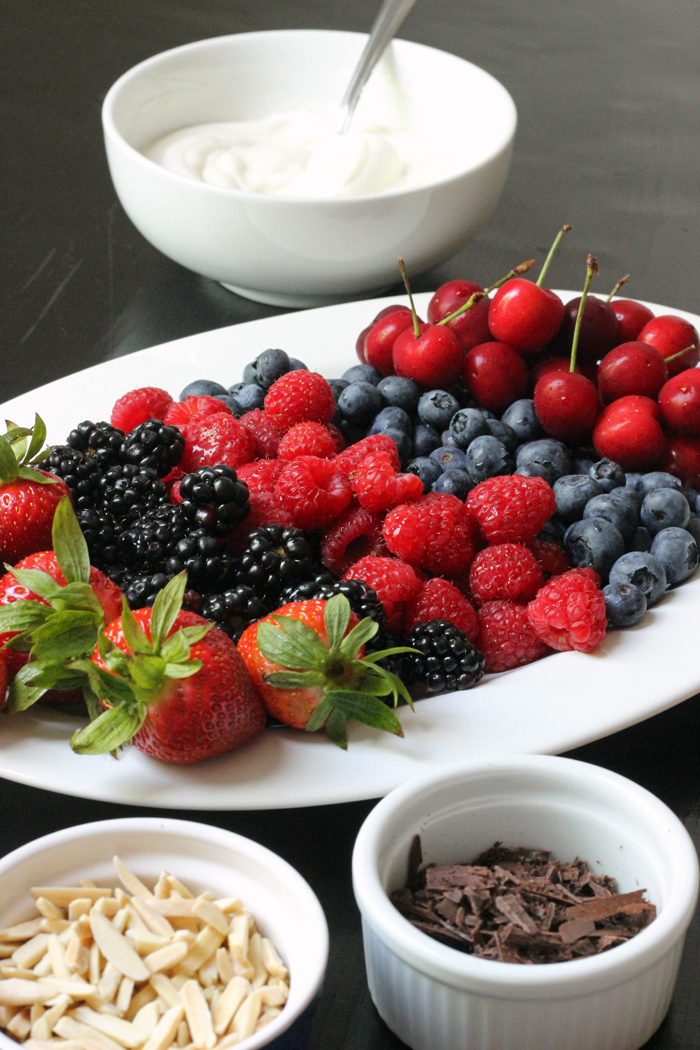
[236,459,286,494]
[169,478,183,503]
[477,600,549,673]
[163,396,232,428]
[469,544,544,606]
[264,371,335,431]
[278,421,337,461]
[321,506,388,576]
[466,475,557,545]
[405,577,479,642]
[343,555,422,632]
[527,538,571,578]
[333,434,400,478]
[275,456,352,530]
[527,569,607,653]
[225,490,295,548]
[111,387,173,433]
[239,409,282,459]
[383,493,478,576]
[180,412,256,472]
[352,452,424,511]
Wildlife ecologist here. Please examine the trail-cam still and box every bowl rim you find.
[101,27,517,205]
[0,816,329,1050]
[352,754,699,999]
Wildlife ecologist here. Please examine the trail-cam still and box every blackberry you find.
[365,628,406,679]
[402,620,484,695]
[202,586,268,642]
[165,529,238,591]
[66,420,124,470]
[179,465,249,537]
[38,445,102,509]
[282,573,386,626]
[118,503,189,570]
[120,419,185,477]
[98,463,168,521]
[76,506,122,572]
[233,525,315,604]
[123,572,172,609]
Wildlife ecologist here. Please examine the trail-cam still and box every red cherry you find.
[611,299,654,343]
[658,369,700,436]
[393,322,463,387]
[488,279,565,354]
[428,280,491,355]
[533,372,600,443]
[660,436,700,487]
[374,304,411,321]
[464,342,528,413]
[529,356,581,392]
[355,324,370,363]
[597,342,667,403]
[637,315,700,377]
[428,280,484,321]
[364,310,415,376]
[593,396,665,470]
[559,295,619,365]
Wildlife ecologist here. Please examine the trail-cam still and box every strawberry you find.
[0,416,70,564]
[0,498,122,709]
[237,593,413,749]
[0,654,7,710]
[70,573,266,764]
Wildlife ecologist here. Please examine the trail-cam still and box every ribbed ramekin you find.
[352,754,698,1050]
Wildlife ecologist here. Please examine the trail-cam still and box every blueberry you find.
[640,488,691,534]
[256,348,291,389]
[441,430,458,448]
[288,357,307,371]
[430,447,467,471]
[603,582,647,627]
[377,376,421,412]
[686,518,700,547]
[407,457,443,491]
[342,364,382,386]
[242,361,260,386]
[684,486,700,511]
[339,419,366,446]
[382,427,412,465]
[449,408,489,450]
[608,551,667,606]
[327,379,349,402]
[484,418,519,453]
[516,464,554,484]
[583,493,638,545]
[629,527,653,553]
[565,517,625,581]
[625,473,643,492]
[465,436,514,484]
[650,527,699,586]
[216,395,242,416]
[501,399,545,443]
[516,439,571,483]
[179,379,228,400]
[447,383,472,407]
[588,458,625,493]
[637,471,683,497]
[369,406,413,437]
[432,469,473,500]
[610,485,643,515]
[418,390,461,432]
[228,381,247,397]
[538,517,567,547]
[554,475,603,523]
[574,457,596,476]
[413,424,441,458]
[338,382,383,426]
[233,383,266,413]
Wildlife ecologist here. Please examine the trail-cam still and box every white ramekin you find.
[352,754,698,1050]
[0,817,328,1050]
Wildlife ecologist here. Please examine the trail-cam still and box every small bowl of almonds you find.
[0,818,328,1050]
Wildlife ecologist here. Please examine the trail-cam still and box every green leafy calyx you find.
[0,416,55,486]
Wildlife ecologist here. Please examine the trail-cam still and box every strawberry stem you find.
[536,224,572,288]
[398,257,421,339]
[606,274,630,303]
[570,254,598,373]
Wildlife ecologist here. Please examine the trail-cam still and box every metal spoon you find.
[335,0,418,134]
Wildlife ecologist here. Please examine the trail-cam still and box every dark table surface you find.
[3,0,700,1047]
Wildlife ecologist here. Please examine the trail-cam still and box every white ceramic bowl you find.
[0,817,328,1050]
[102,29,516,308]
[352,754,699,1050]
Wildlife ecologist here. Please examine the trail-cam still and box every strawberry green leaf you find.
[6,678,46,712]
[52,497,90,584]
[0,601,51,633]
[69,659,136,707]
[354,666,395,696]
[263,670,326,689]
[120,599,154,655]
[25,414,48,464]
[271,612,330,651]
[97,633,130,676]
[325,709,348,750]
[160,630,190,665]
[129,654,166,693]
[339,617,379,659]
[52,582,104,619]
[326,689,404,736]
[31,611,100,662]
[0,434,19,483]
[181,624,213,645]
[16,466,59,485]
[71,702,146,755]
[324,593,350,651]
[11,436,29,463]
[1,634,32,652]
[5,567,64,603]
[164,659,202,680]
[83,685,103,722]
[361,646,417,663]
[305,697,333,734]
[257,620,326,671]
[150,572,187,652]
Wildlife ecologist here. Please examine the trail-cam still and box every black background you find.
[2,0,700,1045]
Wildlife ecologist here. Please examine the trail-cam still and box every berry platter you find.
[1,291,700,811]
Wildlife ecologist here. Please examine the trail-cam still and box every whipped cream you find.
[145,111,450,197]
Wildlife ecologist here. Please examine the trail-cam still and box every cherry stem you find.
[536,224,572,287]
[664,344,696,364]
[570,254,599,373]
[398,257,421,339]
[437,259,534,326]
[606,275,630,303]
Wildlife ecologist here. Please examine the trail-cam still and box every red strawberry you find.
[71,574,266,764]
[237,594,410,748]
[0,416,71,564]
[0,654,7,710]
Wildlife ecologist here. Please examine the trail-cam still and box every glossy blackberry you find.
[282,573,386,626]
[66,420,125,470]
[118,503,189,569]
[120,419,185,477]
[201,586,268,642]
[76,507,122,572]
[165,529,237,591]
[402,620,484,694]
[233,525,315,603]
[38,445,101,509]
[98,463,168,521]
[123,572,172,609]
[179,465,249,537]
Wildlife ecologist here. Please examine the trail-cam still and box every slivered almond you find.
[259,987,286,1008]
[124,986,157,1023]
[68,903,93,924]
[164,879,193,902]
[7,1006,32,1038]
[148,903,193,920]
[191,904,228,938]
[180,982,215,1050]
[33,955,53,978]
[176,929,224,978]
[196,958,218,990]
[147,976,180,1011]
[246,935,266,991]
[71,1006,146,1048]
[88,945,102,989]
[93,900,119,919]
[124,931,169,956]
[230,991,261,1039]
[47,937,70,982]
[30,890,111,907]
[0,980,57,1005]
[260,939,286,979]
[116,979,134,1015]
[55,1014,124,1050]
[140,1005,184,1050]
[113,861,154,903]
[37,977,96,998]
[65,935,90,977]
[255,1006,281,1031]
[210,979,248,1037]
[1,969,38,981]
[83,995,121,1016]
[144,943,188,976]
[211,902,241,917]
[12,935,50,970]
[98,963,121,1005]
[89,915,149,983]
[214,951,232,988]
[34,900,65,923]
[1,921,45,943]
[132,1001,160,1038]
[129,902,173,941]
[33,993,71,1038]
[0,945,17,959]
[153,876,170,903]
[112,911,129,937]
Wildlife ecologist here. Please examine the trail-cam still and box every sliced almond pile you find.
[0,859,289,1050]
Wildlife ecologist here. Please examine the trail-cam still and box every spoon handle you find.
[336,0,418,135]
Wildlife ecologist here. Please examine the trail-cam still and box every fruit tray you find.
[1,291,700,811]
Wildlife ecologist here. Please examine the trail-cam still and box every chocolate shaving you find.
[391,842,656,965]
